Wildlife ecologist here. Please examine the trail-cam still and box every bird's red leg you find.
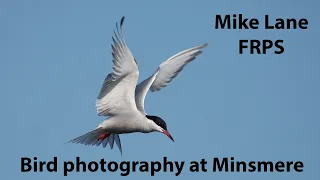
[98,132,110,141]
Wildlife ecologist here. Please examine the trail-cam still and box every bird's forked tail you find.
[67,128,122,154]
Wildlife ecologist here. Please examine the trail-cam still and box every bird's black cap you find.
[146,115,167,130]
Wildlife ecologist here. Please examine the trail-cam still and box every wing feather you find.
[96,17,139,116]
[135,69,159,114]
[135,43,207,113]
[150,43,208,92]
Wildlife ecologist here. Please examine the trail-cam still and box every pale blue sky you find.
[1,0,319,179]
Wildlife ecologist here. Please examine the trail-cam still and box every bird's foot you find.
[98,132,109,141]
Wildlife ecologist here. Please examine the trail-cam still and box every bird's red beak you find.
[162,130,174,142]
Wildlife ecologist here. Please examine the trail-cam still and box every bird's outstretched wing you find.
[135,43,208,114]
[96,17,139,116]
[135,69,160,113]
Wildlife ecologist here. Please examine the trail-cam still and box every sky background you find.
[1,0,319,179]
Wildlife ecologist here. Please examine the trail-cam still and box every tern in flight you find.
[68,17,208,154]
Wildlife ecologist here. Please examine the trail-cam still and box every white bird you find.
[68,17,208,154]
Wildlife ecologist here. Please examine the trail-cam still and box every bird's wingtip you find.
[120,16,125,26]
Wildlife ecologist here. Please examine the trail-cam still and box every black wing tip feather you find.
[120,16,125,27]
[201,43,208,48]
